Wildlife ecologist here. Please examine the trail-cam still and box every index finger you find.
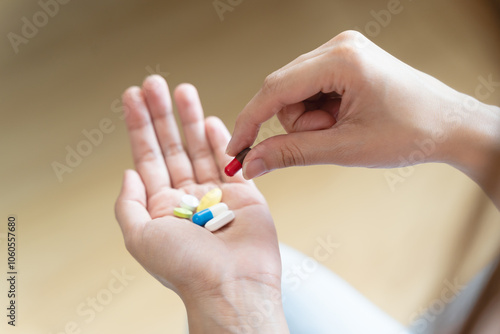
[226,55,335,156]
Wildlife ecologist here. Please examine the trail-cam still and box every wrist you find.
[441,94,500,204]
[183,278,289,334]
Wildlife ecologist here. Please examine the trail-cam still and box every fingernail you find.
[243,159,268,179]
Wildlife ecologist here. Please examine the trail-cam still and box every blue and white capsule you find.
[192,203,228,226]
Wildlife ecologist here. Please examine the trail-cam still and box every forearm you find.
[443,94,500,209]
[183,279,289,334]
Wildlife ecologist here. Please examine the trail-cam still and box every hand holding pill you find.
[115,75,288,332]
[226,31,499,184]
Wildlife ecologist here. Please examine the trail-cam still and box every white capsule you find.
[192,203,228,226]
[180,194,200,212]
[204,210,235,232]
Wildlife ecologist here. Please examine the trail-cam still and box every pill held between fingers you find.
[205,210,235,232]
[224,148,251,177]
[197,188,222,212]
[192,203,228,226]
[180,194,200,212]
[173,207,193,219]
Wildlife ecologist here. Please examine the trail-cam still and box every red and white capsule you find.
[224,148,251,177]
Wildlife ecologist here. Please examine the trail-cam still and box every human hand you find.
[226,30,498,181]
[115,76,288,333]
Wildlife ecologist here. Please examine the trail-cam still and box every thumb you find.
[242,130,338,179]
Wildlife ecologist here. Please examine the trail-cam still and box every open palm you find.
[115,76,281,302]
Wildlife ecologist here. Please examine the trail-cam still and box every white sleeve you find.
[280,243,410,334]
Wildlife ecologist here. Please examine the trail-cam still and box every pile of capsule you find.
[173,188,235,232]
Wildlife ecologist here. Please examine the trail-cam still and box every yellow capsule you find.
[197,188,222,212]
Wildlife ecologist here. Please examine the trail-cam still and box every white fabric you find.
[280,243,410,334]
[407,258,498,334]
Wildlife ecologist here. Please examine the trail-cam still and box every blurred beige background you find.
[1,0,500,333]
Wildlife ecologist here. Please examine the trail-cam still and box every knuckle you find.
[294,52,310,64]
[163,142,184,157]
[189,147,211,162]
[134,147,160,166]
[323,32,368,87]
[262,70,283,95]
[328,39,358,60]
[335,30,365,43]
[278,142,306,168]
[327,30,368,60]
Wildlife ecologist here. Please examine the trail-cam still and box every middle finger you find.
[142,75,196,188]
[174,84,220,184]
